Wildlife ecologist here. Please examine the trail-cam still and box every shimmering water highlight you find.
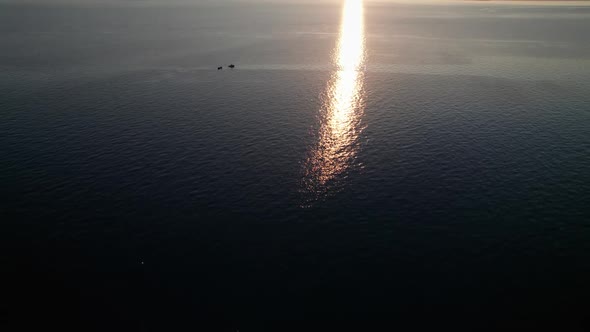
[303,0,366,201]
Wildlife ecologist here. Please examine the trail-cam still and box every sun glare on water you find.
[303,0,366,202]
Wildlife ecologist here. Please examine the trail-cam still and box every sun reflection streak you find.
[302,0,366,201]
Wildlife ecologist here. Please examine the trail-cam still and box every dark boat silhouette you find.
[217,66,223,70]
[228,64,235,69]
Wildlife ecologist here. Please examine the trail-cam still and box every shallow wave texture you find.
[2,0,590,330]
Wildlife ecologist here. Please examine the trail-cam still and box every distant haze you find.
[2,0,589,4]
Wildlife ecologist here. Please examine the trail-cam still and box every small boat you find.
[228,64,235,69]
[217,66,223,70]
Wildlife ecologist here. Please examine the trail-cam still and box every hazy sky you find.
[2,0,588,6]
[0,0,346,3]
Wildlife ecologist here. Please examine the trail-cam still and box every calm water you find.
[2,0,590,329]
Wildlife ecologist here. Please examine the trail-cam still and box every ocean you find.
[2,0,590,329]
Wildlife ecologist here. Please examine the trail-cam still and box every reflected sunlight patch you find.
[302,0,366,204]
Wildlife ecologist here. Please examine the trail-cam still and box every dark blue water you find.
[2,1,590,329]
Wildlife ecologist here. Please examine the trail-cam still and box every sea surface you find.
[2,0,590,329]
